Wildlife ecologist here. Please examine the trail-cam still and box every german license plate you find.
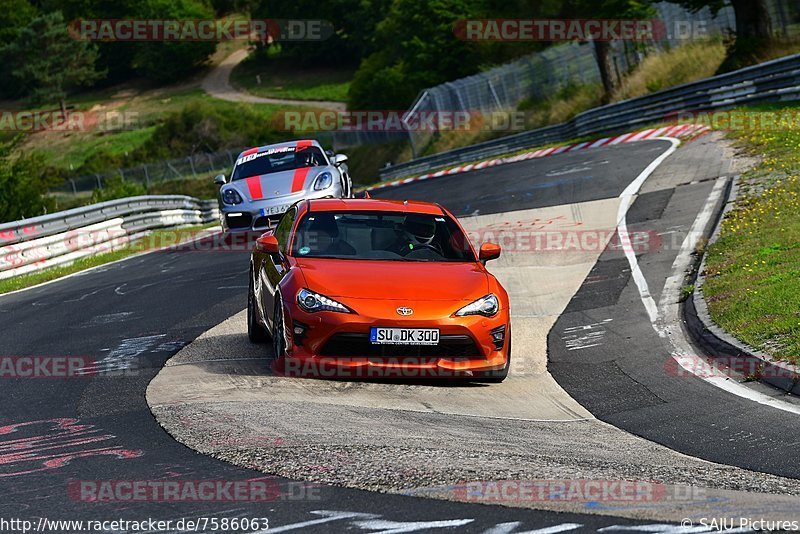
[370,327,440,346]
[260,204,291,217]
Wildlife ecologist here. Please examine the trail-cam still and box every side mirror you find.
[332,154,348,166]
[479,242,501,263]
[255,234,279,254]
[214,174,226,186]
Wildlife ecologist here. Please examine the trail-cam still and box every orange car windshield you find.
[290,211,476,262]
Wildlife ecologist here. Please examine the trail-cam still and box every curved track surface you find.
[4,135,800,532]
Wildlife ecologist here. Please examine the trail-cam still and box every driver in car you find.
[296,149,320,167]
[393,214,442,256]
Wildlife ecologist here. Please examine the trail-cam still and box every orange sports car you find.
[247,198,511,382]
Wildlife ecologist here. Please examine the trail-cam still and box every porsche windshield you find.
[290,211,476,262]
[232,146,327,180]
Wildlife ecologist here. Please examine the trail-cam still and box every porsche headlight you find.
[297,288,351,313]
[454,294,499,317]
[313,172,333,191]
[222,188,243,205]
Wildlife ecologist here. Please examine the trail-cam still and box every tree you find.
[0,138,55,223]
[666,0,772,41]
[37,0,217,84]
[2,11,103,114]
[348,0,484,110]
[561,0,655,95]
[665,0,773,71]
[252,0,392,66]
[130,0,217,82]
[0,0,39,98]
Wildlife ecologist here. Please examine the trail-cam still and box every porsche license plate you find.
[370,327,440,346]
[260,204,291,217]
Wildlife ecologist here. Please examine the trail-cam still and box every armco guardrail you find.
[0,196,219,280]
[380,52,800,181]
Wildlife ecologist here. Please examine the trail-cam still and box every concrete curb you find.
[683,177,800,395]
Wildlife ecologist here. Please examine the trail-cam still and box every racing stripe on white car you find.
[367,124,710,192]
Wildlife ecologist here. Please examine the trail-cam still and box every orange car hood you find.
[295,259,489,301]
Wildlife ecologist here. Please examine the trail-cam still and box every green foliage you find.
[666,0,774,72]
[0,0,38,97]
[210,0,259,15]
[132,100,284,161]
[147,175,220,199]
[2,11,103,106]
[663,0,728,15]
[90,175,147,203]
[129,0,217,82]
[0,139,56,222]
[559,0,656,94]
[348,0,483,110]
[51,0,216,83]
[252,0,391,66]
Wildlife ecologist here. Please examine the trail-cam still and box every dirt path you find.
[202,48,347,111]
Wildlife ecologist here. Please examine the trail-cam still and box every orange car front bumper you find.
[277,298,510,379]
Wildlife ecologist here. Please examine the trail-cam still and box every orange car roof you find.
[306,198,445,215]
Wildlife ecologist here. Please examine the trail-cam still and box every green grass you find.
[24,87,292,173]
[612,39,726,101]
[0,224,217,295]
[231,55,352,102]
[702,103,800,364]
[32,126,157,171]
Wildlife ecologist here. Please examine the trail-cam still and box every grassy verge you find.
[417,40,724,159]
[231,55,352,102]
[611,39,726,101]
[702,103,800,364]
[0,224,217,295]
[25,88,290,174]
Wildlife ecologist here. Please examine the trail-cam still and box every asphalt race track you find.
[3,135,799,532]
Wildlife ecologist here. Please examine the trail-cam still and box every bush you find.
[0,139,56,222]
[133,100,283,161]
[90,175,147,203]
[147,175,219,199]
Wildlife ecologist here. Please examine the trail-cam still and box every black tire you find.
[247,271,269,344]
[474,337,511,383]
[272,294,287,358]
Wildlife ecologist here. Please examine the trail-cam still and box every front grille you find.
[253,215,281,230]
[320,333,482,359]
[225,213,252,230]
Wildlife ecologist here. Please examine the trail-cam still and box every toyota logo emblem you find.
[396,307,413,316]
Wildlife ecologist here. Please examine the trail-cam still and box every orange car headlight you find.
[454,294,499,317]
[297,288,352,314]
